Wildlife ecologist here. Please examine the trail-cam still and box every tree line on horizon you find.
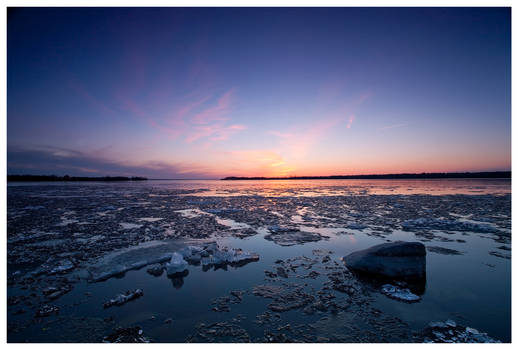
[7,175,148,182]
[221,171,511,180]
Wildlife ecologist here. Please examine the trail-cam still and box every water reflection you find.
[353,271,427,296]
[169,270,189,289]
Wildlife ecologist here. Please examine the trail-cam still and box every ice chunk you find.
[177,245,204,258]
[203,242,219,253]
[200,245,259,268]
[35,304,59,317]
[89,253,173,282]
[120,222,143,230]
[228,249,259,264]
[47,259,74,275]
[138,217,163,222]
[264,229,324,246]
[465,327,479,335]
[166,253,188,276]
[424,320,500,343]
[381,284,420,302]
[87,240,192,282]
[402,218,497,233]
[104,289,144,308]
[213,249,234,264]
[445,320,457,328]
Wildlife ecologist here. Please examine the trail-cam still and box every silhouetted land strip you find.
[8,175,148,182]
[222,172,511,180]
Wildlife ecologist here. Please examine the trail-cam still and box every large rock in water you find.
[343,241,426,279]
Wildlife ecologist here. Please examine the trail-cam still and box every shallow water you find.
[7,179,511,342]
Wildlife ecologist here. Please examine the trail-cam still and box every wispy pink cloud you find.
[174,95,212,121]
[210,124,246,141]
[346,114,356,129]
[186,123,246,143]
[117,88,244,143]
[192,89,235,125]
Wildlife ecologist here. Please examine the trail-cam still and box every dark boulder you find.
[343,241,426,279]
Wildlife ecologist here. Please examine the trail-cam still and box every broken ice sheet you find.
[421,320,500,343]
[6,181,510,342]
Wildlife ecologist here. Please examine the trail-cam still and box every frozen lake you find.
[7,179,511,342]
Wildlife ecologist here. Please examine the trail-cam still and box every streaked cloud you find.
[377,123,409,131]
[7,145,217,179]
[192,89,235,125]
[118,88,245,144]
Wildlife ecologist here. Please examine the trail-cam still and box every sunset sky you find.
[7,7,511,178]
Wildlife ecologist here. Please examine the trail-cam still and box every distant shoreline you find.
[7,175,148,182]
[221,171,511,181]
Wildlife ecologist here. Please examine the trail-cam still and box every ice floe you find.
[402,217,498,233]
[87,240,259,281]
[381,284,420,302]
[35,304,59,317]
[200,246,259,268]
[138,217,164,222]
[421,319,500,343]
[265,226,325,246]
[103,289,144,308]
[119,222,143,230]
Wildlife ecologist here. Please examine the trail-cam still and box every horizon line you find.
[7,171,512,182]
[220,171,511,181]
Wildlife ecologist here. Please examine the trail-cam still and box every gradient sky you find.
[7,7,511,178]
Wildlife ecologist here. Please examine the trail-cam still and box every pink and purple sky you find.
[7,8,511,178]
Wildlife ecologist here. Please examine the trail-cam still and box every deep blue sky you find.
[8,7,511,178]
